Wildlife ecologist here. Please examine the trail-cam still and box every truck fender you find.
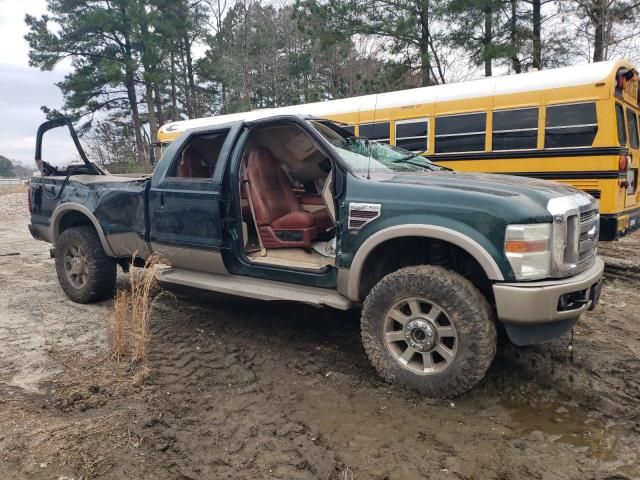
[342,224,504,301]
[51,204,116,257]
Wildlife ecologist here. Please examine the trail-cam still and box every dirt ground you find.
[1,190,639,480]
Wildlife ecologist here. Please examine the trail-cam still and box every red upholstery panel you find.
[271,211,315,229]
[259,226,317,249]
[312,209,334,233]
[245,147,301,226]
[179,146,212,178]
[300,194,325,205]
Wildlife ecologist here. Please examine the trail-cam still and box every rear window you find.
[615,103,627,146]
[435,112,486,153]
[492,107,538,151]
[545,102,598,149]
[626,108,639,149]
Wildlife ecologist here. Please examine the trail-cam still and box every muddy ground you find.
[0,190,639,480]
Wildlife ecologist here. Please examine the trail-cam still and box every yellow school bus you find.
[157,59,640,240]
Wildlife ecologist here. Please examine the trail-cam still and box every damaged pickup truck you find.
[28,114,604,397]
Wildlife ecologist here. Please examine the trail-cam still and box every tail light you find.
[619,155,631,188]
[27,186,32,214]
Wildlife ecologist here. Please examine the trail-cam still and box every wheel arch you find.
[344,224,504,302]
[52,204,115,257]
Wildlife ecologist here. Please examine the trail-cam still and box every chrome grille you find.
[580,209,597,224]
[576,208,599,272]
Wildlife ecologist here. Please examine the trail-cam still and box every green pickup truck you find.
[28,114,604,397]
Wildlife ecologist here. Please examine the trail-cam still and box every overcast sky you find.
[0,0,74,167]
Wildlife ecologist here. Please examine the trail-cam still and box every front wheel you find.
[361,265,496,398]
[55,226,117,303]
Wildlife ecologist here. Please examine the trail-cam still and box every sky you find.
[0,0,73,167]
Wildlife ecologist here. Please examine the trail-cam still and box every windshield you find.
[310,120,444,178]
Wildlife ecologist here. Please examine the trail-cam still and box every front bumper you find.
[493,257,604,325]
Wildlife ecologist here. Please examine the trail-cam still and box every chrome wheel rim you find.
[383,297,458,375]
[64,244,89,289]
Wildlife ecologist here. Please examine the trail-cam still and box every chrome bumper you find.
[493,257,604,325]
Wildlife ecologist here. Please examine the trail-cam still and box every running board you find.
[156,267,354,310]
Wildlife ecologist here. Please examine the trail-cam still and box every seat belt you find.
[242,171,267,257]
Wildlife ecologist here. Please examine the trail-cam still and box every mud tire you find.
[361,265,496,398]
[55,226,117,303]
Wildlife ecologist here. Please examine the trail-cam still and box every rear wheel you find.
[55,226,117,303]
[361,265,496,398]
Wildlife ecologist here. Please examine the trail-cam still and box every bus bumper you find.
[600,208,640,240]
[493,258,604,345]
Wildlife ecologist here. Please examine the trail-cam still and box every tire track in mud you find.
[141,301,341,479]
[601,234,640,282]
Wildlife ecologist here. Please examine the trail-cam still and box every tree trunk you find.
[428,32,446,83]
[180,42,192,118]
[592,1,605,62]
[510,0,522,73]
[125,75,146,164]
[532,0,542,69]
[145,80,158,146]
[123,35,146,164]
[170,51,178,121]
[184,34,197,117]
[419,0,432,86]
[154,82,164,126]
[484,1,493,77]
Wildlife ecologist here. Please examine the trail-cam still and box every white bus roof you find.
[159,59,628,137]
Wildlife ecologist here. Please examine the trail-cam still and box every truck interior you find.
[237,123,337,271]
[168,130,229,178]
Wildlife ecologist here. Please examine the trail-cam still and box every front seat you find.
[243,147,317,248]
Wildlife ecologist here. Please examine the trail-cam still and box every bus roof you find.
[158,59,632,139]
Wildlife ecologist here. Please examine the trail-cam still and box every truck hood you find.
[381,171,582,202]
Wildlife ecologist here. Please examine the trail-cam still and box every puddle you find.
[502,397,638,469]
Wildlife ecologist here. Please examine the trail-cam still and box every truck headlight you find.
[505,224,552,280]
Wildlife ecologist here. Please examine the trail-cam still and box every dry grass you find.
[333,466,355,480]
[0,184,27,195]
[104,254,164,363]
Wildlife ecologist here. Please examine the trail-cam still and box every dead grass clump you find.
[105,254,164,363]
[0,184,27,196]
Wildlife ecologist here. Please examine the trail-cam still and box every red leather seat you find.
[179,146,212,178]
[244,147,317,248]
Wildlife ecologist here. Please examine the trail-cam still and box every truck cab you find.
[28,114,604,398]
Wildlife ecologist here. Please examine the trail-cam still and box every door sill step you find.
[156,267,354,310]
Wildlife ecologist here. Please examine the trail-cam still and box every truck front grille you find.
[575,208,599,273]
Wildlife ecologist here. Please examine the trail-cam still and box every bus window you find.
[395,118,429,152]
[343,125,355,135]
[545,102,598,149]
[615,103,627,146]
[359,122,390,142]
[626,108,639,149]
[492,107,538,151]
[435,112,486,154]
